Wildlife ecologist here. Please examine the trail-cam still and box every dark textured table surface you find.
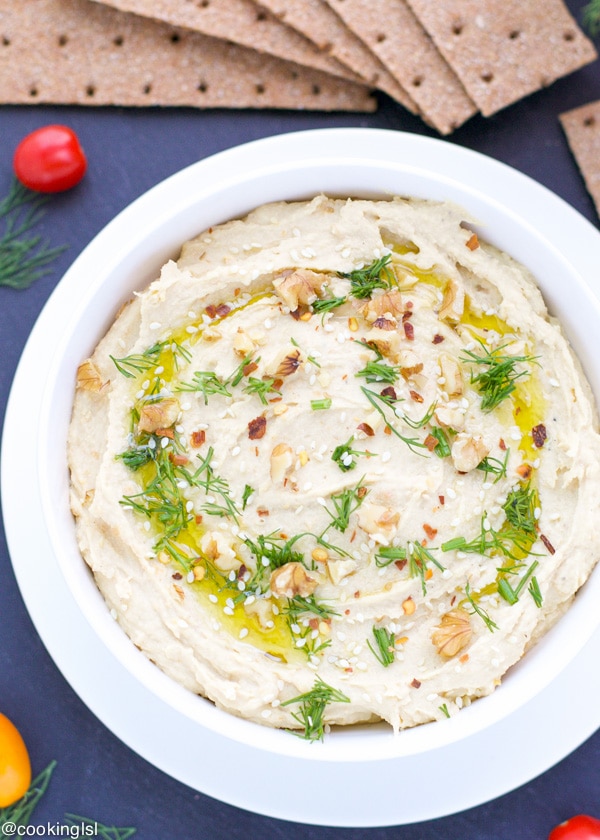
[2,2,600,837]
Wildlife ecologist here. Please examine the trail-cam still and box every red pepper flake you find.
[409,389,424,403]
[403,321,415,341]
[424,434,439,452]
[357,486,368,500]
[540,534,556,555]
[395,559,407,571]
[466,233,479,251]
[190,430,206,448]
[357,422,375,437]
[354,590,361,598]
[423,523,438,540]
[410,678,421,689]
[155,427,174,439]
[205,304,217,319]
[498,438,507,451]
[517,463,533,480]
[195,514,203,525]
[531,423,547,449]
[257,508,270,517]
[169,453,189,466]
[243,361,259,376]
[438,495,445,505]
[248,416,267,440]
[172,572,183,580]
[402,309,413,322]
[432,333,445,344]
[384,425,392,435]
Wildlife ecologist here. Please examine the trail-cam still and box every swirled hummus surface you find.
[68,195,600,737]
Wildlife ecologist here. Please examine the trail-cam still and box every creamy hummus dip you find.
[68,195,600,737]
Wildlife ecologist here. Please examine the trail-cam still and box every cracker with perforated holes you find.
[89,0,357,83]
[252,0,416,111]
[321,0,477,135]
[0,0,376,111]
[560,100,600,219]
[404,0,597,116]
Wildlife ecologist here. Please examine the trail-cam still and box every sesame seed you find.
[231,445,241,457]
[209,594,218,603]
[150,321,161,330]
[239,628,249,639]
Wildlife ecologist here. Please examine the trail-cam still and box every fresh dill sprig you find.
[312,295,347,315]
[441,512,534,562]
[502,482,539,537]
[0,761,56,829]
[360,386,427,455]
[177,370,231,403]
[461,341,536,412]
[321,478,368,533]
[241,484,254,510]
[463,582,498,632]
[111,339,191,379]
[243,376,281,405]
[65,816,137,840]
[367,625,396,666]
[0,178,66,289]
[497,560,541,607]
[341,254,395,300]
[583,0,600,36]
[281,677,350,741]
[407,540,445,594]
[356,358,401,384]
[374,545,407,567]
[429,426,452,458]
[331,435,371,472]
[477,450,509,482]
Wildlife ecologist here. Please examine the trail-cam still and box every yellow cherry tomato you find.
[0,713,31,808]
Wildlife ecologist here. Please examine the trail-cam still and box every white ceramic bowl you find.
[5,128,600,825]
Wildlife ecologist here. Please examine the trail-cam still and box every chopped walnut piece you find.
[232,328,257,357]
[138,397,180,434]
[359,289,403,324]
[200,531,238,572]
[356,422,375,437]
[432,609,472,657]
[270,443,294,482]
[273,268,324,310]
[363,327,403,362]
[438,354,464,397]
[434,405,465,430]
[438,280,465,322]
[248,416,267,440]
[270,562,318,599]
[76,359,106,392]
[326,558,358,585]
[451,433,489,472]
[358,503,400,536]
[275,349,301,377]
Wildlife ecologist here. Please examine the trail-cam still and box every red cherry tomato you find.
[13,124,87,193]
[549,815,600,839]
[0,712,31,807]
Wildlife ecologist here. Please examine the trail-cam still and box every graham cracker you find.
[89,0,357,82]
[560,101,600,219]
[254,0,416,111]
[322,0,477,134]
[0,0,376,111]
[404,0,597,116]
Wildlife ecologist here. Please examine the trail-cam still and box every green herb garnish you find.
[464,582,498,632]
[461,341,536,412]
[331,435,370,472]
[360,386,427,455]
[0,178,67,289]
[497,560,541,607]
[281,677,350,741]
[312,295,347,315]
[322,479,368,533]
[341,254,395,300]
[367,625,396,666]
[356,359,400,384]
[311,397,332,410]
[583,0,600,35]
[243,376,281,405]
